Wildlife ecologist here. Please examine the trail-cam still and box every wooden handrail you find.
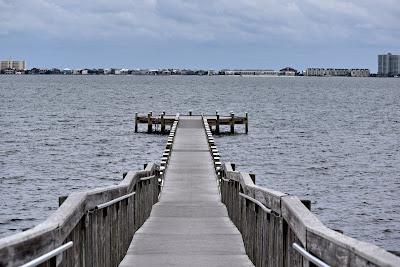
[221,162,400,266]
[0,163,159,267]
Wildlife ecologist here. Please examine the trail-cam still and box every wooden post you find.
[161,113,165,134]
[249,173,256,183]
[189,110,192,116]
[216,111,220,134]
[230,112,234,134]
[147,112,152,133]
[134,112,138,133]
[245,112,248,134]
[301,199,311,210]
[58,196,68,206]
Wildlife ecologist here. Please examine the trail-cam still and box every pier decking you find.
[0,112,399,267]
[120,117,252,266]
[135,112,248,134]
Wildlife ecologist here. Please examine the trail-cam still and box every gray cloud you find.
[0,0,398,70]
[0,0,398,44]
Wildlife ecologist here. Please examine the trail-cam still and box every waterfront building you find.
[63,68,73,75]
[0,60,26,71]
[221,69,279,76]
[279,67,297,76]
[120,69,130,75]
[378,53,400,77]
[39,69,48,75]
[3,69,15,74]
[334,69,350,76]
[97,69,105,75]
[305,68,368,77]
[350,69,370,77]
[305,68,326,76]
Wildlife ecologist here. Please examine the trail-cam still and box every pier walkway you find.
[120,117,253,266]
[1,112,399,267]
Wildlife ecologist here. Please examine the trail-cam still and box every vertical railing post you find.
[249,173,256,183]
[216,110,220,134]
[147,112,152,133]
[245,112,248,134]
[230,111,235,134]
[135,112,138,133]
[161,113,165,134]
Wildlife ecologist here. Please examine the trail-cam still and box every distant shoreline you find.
[1,74,397,78]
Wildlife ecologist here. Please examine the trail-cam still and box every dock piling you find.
[147,112,152,133]
[216,111,220,134]
[135,112,138,133]
[230,112,235,134]
[135,112,248,134]
[161,113,165,134]
[245,112,248,134]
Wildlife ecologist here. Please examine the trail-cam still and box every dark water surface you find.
[0,76,399,250]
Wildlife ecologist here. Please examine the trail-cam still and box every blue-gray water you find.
[0,76,399,251]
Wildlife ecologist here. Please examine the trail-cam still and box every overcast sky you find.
[0,0,399,71]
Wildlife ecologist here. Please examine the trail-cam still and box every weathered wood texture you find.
[220,162,400,267]
[0,164,160,267]
[120,116,252,267]
[135,112,248,134]
[2,113,400,267]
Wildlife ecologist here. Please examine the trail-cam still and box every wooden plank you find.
[281,196,323,246]
[307,225,400,267]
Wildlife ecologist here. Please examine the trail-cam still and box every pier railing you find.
[220,162,400,267]
[0,163,160,267]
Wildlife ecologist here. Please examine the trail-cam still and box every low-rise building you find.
[120,69,130,75]
[305,68,325,76]
[350,69,370,77]
[63,68,73,75]
[110,69,121,75]
[305,68,368,77]
[220,69,279,76]
[3,69,15,74]
[334,69,350,76]
[279,67,297,76]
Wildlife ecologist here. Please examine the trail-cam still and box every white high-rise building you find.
[0,60,26,71]
[378,53,400,77]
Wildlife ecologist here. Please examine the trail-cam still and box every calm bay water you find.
[0,75,399,250]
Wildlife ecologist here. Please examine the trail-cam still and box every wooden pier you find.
[0,114,399,267]
[120,117,252,266]
[135,111,248,134]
